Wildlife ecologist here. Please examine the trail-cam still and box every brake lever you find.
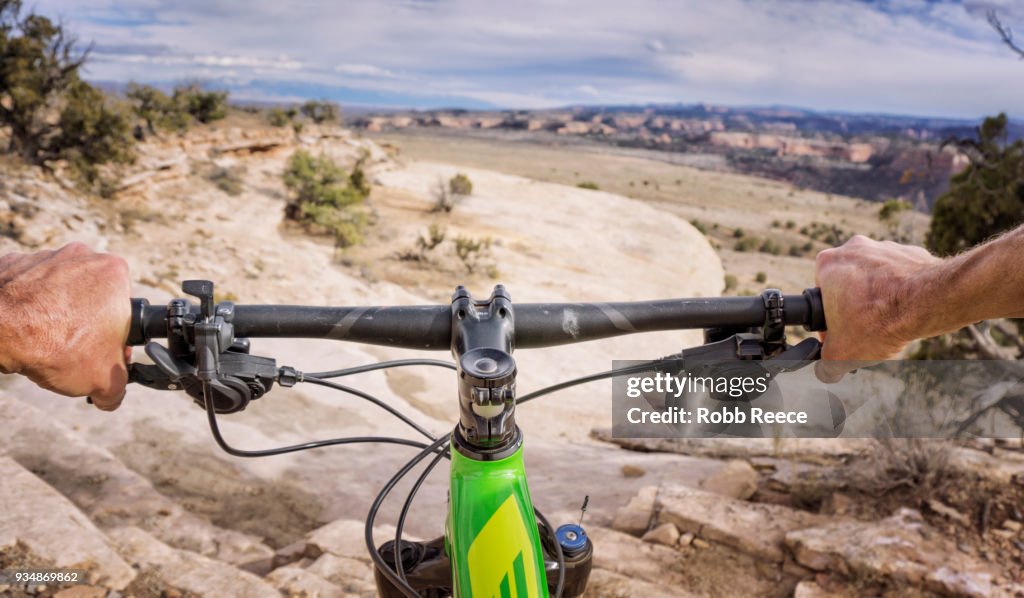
[761,337,821,376]
[128,342,198,390]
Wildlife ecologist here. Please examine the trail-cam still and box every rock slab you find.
[0,457,135,590]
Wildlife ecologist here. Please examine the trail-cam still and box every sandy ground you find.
[369,129,930,295]
[0,128,729,544]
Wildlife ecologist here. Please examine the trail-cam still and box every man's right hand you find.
[0,243,132,410]
[813,235,941,382]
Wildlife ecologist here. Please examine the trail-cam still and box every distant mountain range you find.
[350,103,1021,206]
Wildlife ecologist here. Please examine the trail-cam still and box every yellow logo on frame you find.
[466,495,541,598]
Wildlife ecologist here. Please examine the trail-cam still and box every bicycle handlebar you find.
[129,288,825,350]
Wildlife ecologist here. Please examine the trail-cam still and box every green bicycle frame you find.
[446,442,548,598]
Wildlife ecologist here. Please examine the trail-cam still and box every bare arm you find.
[814,226,1024,381]
[0,243,132,410]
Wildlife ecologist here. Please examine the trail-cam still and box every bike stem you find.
[450,285,521,459]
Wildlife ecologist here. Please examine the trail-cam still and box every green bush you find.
[283,150,369,248]
[300,99,340,124]
[267,107,298,127]
[173,83,228,124]
[927,113,1024,256]
[759,239,782,255]
[734,237,759,252]
[126,83,189,134]
[454,235,493,274]
[0,0,134,185]
[690,219,708,235]
[577,181,600,190]
[724,274,738,292]
[733,228,745,238]
[417,224,446,253]
[450,173,473,196]
[878,198,912,222]
[53,81,136,194]
[755,271,767,283]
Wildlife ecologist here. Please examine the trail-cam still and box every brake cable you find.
[517,358,666,405]
[366,433,452,598]
[302,376,438,441]
[199,379,442,458]
[306,358,457,379]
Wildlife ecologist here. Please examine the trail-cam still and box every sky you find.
[32,0,1024,119]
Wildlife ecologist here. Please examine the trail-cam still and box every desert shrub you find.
[449,173,473,196]
[785,220,796,229]
[733,228,745,238]
[431,173,472,212]
[927,113,1024,256]
[431,178,455,213]
[690,219,708,235]
[577,181,600,190]
[126,83,189,135]
[755,271,767,283]
[417,223,446,254]
[52,81,136,194]
[771,219,781,228]
[208,165,246,196]
[734,237,759,252]
[300,99,340,124]
[788,244,803,257]
[724,274,738,292]
[759,239,782,255]
[454,235,493,274]
[0,1,135,186]
[283,149,369,248]
[267,107,298,127]
[878,198,912,222]
[173,83,228,124]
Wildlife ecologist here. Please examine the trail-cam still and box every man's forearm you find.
[902,225,1024,340]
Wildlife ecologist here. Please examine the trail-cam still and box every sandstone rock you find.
[590,430,870,463]
[273,538,324,569]
[785,509,995,598]
[586,526,689,588]
[52,587,106,598]
[926,499,970,526]
[792,580,842,598]
[265,566,347,598]
[699,459,759,500]
[657,484,826,563]
[586,569,700,598]
[610,485,657,536]
[108,526,279,598]
[678,532,695,547]
[949,447,1024,485]
[0,457,135,590]
[303,553,377,595]
[642,522,680,547]
[305,519,404,562]
[0,397,273,565]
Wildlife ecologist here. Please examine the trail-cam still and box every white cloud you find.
[333,64,398,78]
[33,0,1024,117]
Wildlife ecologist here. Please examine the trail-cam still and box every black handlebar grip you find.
[128,298,150,346]
[802,288,827,332]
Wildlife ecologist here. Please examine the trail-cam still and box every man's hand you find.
[0,243,131,410]
[814,235,941,382]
